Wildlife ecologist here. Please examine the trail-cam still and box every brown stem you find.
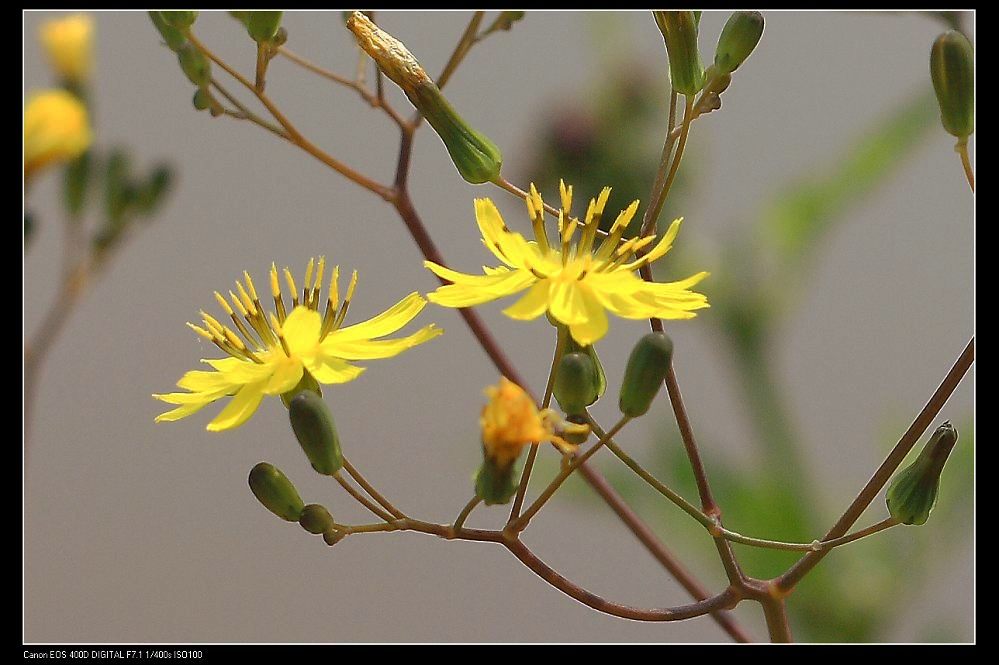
[777,337,974,591]
[760,597,793,643]
[505,539,741,622]
[342,458,406,520]
[436,12,485,91]
[957,141,975,193]
[334,472,395,522]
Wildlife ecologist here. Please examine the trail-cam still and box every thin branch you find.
[957,140,975,192]
[334,472,395,522]
[342,458,407,520]
[777,337,975,591]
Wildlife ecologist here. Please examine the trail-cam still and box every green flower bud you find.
[346,11,503,184]
[554,352,600,415]
[160,11,198,31]
[299,503,336,534]
[475,456,518,506]
[63,150,92,219]
[177,43,211,88]
[931,30,974,139]
[134,165,173,214]
[246,11,283,43]
[323,529,346,546]
[886,422,959,525]
[288,391,344,476]
[248,462,305,522]
[714,11,764,74]
[653,11,704,95]
[619,333,674,418]
[149,11,187,52]
[565,335,607,399]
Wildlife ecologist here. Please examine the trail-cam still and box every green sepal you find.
[299,504,336,534]
[886,422,959,525]
[288,391,343,476]
[553,352,601,416]
[565,334,607,399]
[619,332,674,418]
[408,83,503,184]
[653,11,705,95]
[246,11,283,43]
[714,11,765,74]
[475,457,518,506]
[248,462,305,522]
[930,30,974,139]
[177,43,211,88]
[149,12,187,52]
[160,11,198,31]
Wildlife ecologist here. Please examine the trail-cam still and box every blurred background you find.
[23,11,974,643]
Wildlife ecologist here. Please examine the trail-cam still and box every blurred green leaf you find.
[63,149,94,220]
[762,89,937,269]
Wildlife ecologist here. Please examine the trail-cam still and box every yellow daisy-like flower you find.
[425,182,709,346]
[23,89,91,180]
[154,258,443,432]
[39,14,94,83]
[480,377,581,468]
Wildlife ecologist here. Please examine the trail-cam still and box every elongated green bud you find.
[714,11,764,74]
[246,11,283,43]
[149,11,187,52]
[886,422,959,525]
[565,334,607,399]
[930,31,974,139]
[288,392,344,476]
[475,456,518,506]
[248,462,305,522]
[554,352,600,415]
[653,11,704,95]
[177,44,211,88]
[299,503,336,534]
[619,333,674,417]
[346,11,503,184]
[160,11,198,31]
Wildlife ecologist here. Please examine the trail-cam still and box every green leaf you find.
[762,89,937,268]
[63,149,93,219]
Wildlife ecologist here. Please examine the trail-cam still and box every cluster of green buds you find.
[148,12,224,116]
[886,422,959,526]
[553,331,674,420]
[653,11,764,116]
[91,149,173,252]
[345,11,504,184]
[247,388,348,543]
[930,30,974,144]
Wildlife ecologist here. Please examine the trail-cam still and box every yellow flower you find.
[154,258,443,432]
[480,378,581,468]
[39,14,94,83]
[424,182,709,346]
[23,89,91,180]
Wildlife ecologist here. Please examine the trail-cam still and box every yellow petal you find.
[427,270,536,308]
[206,381,268,431]
[567,287,609,345]
[282,306,322,355]
[502,280,551,320]
[304,353,366,384]
[324,324,442,360]
[333,292,426,342]
[262,357,305,395]
[154,401,213,423]
[547,281,588,325]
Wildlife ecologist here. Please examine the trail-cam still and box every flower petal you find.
[304,353,366,384]
[502,280,551,320]
[333,292,427,342]
[206,380,268,431]
[154,400,214,423]
[427,269,536,308]
[548,281,588,325]
[282,306,322,356]
[262,357,305,395]
[567,288,609,345]
[324,324,442,360]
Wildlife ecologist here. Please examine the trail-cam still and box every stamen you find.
[242,271,259,302]
[303,258,315,305]
[320,265,340,340]
[333,270,358,329]
[271,263,287,324]
[214,291,234,316]
[310,256,325,310]
[186,322,213,341]
[236,282,256,316]
[283,268,299,308]
[559,179,573,217]
[269,312,293,356]
[527,183,550,253]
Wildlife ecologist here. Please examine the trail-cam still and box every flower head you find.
[39,14,94,83]
[480,378,583,468]
[24,89,91,180]
[424,182,709,346]
[154,258,442,432]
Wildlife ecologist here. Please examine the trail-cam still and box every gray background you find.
[24,11,973,642]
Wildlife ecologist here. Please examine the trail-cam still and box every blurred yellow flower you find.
[39,14,94,83]
[154,258,442,432]
[480,378,579,468]
[425,182,709,346]
[23,89,91,180]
